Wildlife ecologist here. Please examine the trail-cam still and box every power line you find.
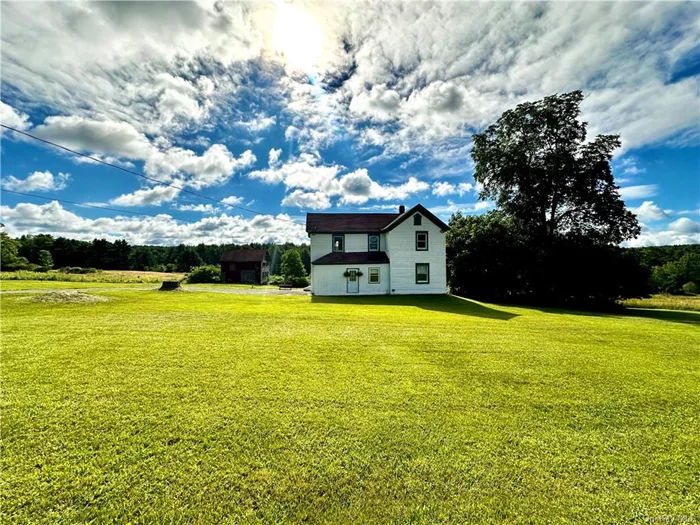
[1,188,199,224]
[0,124,298,223]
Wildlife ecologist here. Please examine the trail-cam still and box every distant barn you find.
[220,249,270,284]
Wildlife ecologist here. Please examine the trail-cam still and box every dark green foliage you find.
[472,90,639,245]
[450,91,647,307]
[37,250,53,272]
[682,281,699,295]
[4,234,310,274]
[626,244,700,270]
[176,246,203,272]
[185,265,221,284]
[649,253,700,294]
[281,249,308,286]
[447,211,649,306]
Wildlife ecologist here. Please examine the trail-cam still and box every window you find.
[368,267,380,284]
[368,234,380,252]
[416,231,428,251]
[413,214,422,225]
[332,234,345,252]
[415,263,430,284]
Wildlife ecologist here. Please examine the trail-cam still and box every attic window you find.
[414,214,422,225]
[333,234,345,252]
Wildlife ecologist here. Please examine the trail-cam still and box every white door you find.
[346,268,359,293]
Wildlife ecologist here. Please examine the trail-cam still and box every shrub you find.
[186,265,221,284]
[59,267,99,274]
[268,275,285,285]
[682,281,699,295]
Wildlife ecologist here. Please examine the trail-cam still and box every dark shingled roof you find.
[306,213,399,233]
[312,251,390,265]
[305,204,449,234]
[220,249,269,263]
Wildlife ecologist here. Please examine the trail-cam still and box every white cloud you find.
[629,201,669,222]
[431,181,474,197]
[176,203,220,214]
[619,184,659,200]
[248,156,429,208]
[431,199,493,216]
[31,116,255,189]
[221,195,244,206]
[617,157,645,176]
[110,186,180,207]
[268,148,283,167]
[0,101,31,131]
[281,190,332,210]
[669,217,700,234]
[0,200,307,245]
[2,170,70,192]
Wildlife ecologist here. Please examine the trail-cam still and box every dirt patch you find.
[32,291,110,304]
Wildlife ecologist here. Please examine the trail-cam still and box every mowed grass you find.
[2,292,698,524]
[624,293,700,312]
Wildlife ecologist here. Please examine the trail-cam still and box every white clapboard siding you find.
[385,212,447,294]
[311,264,390,295]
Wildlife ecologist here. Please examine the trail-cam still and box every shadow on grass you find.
[528,304,700,326]
[622,308,700,326]
[311,294,518,320]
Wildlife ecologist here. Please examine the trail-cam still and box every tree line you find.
[0,232,311,276]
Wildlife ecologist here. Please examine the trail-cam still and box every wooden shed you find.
[220,249,270,284]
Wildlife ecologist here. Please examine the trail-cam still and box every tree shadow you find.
[310,294,518,320]
[527,305,700,326]
[622,308,700,326]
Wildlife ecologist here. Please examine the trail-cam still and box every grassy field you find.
[2,291,698,524]
[0,269,186,283]
[624,293,700,312]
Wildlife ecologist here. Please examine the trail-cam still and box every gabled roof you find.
[306,213,399,233]
[312,251,390,265]
[305,204,448,234]
[220,249,269,263]
[381,204,449,232]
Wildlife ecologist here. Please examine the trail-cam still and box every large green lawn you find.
[2,291,698,524]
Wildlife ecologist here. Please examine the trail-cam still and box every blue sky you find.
[1,1,698,246]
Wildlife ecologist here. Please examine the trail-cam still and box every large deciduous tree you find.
[471,90,640,245]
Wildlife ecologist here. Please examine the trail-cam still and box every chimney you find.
[399,205,405,214]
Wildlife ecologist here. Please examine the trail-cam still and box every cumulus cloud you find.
[31,116,255,189]
[221,195,244,206]
[431,181,475,197]
[0,101,31,131]
[249,156,429,208]
[619,184,659,200]
[110,186,181,207]
[629,201,669,222]
[0,200,307,245]
[2,170,70,192]
[281,190,332,210]
[175,203,220,214]
[669,217,700,234]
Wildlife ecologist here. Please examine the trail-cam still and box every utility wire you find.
[1,188,199,224]
[1,124,298,223]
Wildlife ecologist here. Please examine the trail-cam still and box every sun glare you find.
[271,3,323,72]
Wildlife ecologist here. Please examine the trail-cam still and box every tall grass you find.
[0,270,185,284]
[623,293,700,312]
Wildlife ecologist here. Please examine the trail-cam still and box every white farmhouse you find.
[306,204,448,296]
